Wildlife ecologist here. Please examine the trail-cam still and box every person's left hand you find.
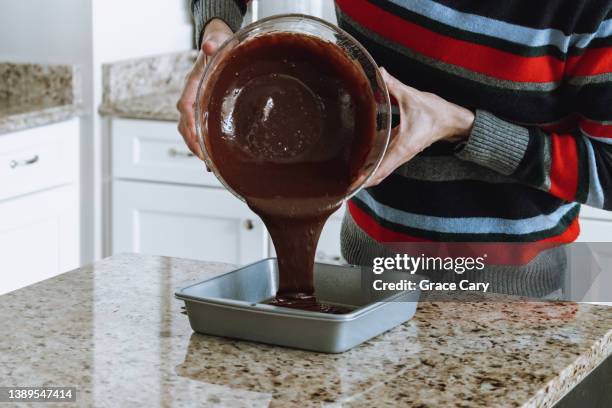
[365,68,475,187]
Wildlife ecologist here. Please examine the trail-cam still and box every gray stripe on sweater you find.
[568,72,612,86]
[394,156,517,183]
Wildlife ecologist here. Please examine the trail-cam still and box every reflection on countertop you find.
[0,63,82,135]
[0,253,610,407]
[99,52,195,122]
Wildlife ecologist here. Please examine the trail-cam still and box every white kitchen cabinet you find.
[0,185,79,295]
[111,118,269,265]
[0,120,80,295]
[110,118,350,266]
[0,120,78,201]
[112,179,267,265]
[112,119,221,187]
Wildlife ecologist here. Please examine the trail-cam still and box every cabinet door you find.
[0,185,80,295]
[112,180,267,265]
[0,119,79,201]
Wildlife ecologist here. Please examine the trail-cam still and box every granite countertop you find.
[1,253,611,407]
[99,52,195,121]
[0,63,82,135]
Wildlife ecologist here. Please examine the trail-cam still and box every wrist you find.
[445,105,474,143]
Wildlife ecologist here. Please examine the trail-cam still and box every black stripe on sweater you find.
[575,133,591,204]
[351,195,580,242]
[575,82,612,122]
[368,174,568,219]
[512,128,550,189]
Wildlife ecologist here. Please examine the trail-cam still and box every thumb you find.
[380,67,404,104]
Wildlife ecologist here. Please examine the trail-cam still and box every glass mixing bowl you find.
[195,13,391,202]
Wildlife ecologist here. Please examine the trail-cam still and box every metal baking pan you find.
[176,258,420,353]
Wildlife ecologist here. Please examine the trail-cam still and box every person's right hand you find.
[177,19,233,159]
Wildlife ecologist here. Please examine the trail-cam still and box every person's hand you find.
[366,68,475,187]
[177,19,233,159]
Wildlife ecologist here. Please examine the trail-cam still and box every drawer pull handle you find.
[244,219,254,230]
[9,154,39,169]
[168,148,195,158]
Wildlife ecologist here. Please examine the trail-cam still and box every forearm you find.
[191,0,246,48]
[456,110,612,210]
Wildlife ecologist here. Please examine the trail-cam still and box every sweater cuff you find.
[192,0,243,49]
[455,110,530,176]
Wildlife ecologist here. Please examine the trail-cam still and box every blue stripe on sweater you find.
[356,189,579,234]
[388,0,612,52]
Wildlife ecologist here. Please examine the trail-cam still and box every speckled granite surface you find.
[99,52,195,121]
[0,253,610,407]
[0,63,82,135]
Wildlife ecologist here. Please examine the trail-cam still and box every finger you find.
[380,67,404,106]
[380,67,420,96]
[366,130,413,187]
[202,32,232,56]
[191,50,208,78]
[186,117,205,161]
[178,120,204,160]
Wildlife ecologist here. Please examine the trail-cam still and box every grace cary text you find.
[372,279,490,292]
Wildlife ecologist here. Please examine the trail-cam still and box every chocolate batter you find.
[203,32,376,313]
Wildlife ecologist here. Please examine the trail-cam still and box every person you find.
[178,0,612,297]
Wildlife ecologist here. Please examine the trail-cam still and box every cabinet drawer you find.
[0,119,79,201]
[112,118,220,186]
[112,180,267,265]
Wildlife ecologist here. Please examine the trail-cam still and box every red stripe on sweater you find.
[549,133,579,201]
[566,47,612,77]
[581,118,612,138]
[348,200,429,242]
[336,0,564,83]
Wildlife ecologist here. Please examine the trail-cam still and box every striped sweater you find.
[192,0,612,248]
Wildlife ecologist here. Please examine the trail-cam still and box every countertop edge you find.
[98,104,178,122]
[525,327,612,408]
[0,104,83,136]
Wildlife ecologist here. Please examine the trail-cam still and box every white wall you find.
[0,0,192,264]
[253,0,337,23]
[90,0,191,260]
